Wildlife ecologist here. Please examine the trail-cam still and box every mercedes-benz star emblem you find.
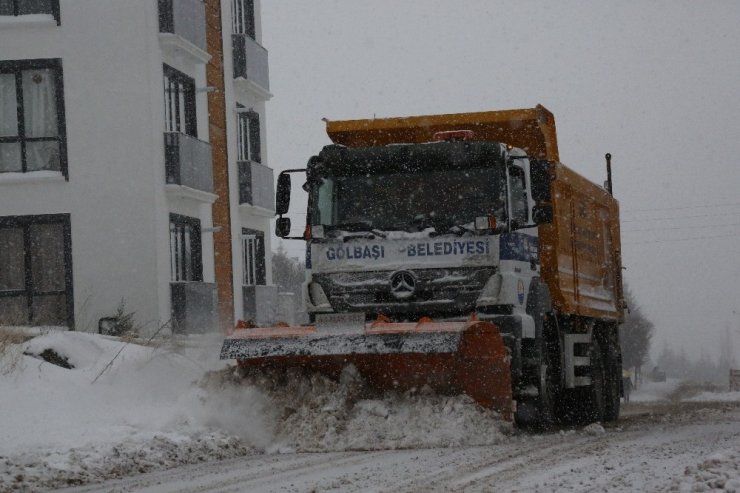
[390,270,416,300]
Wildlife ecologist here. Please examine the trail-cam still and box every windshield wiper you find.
[330,222,387,240]
[447,223,476,236]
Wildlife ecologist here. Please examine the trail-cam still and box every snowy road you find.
[60,402,740,493]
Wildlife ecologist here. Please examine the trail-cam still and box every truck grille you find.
[313,267,496,318]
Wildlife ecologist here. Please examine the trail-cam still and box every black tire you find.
[516,282,559,429]
[602,338,621,422]
[516,283,560,430]
[581,339,606,423]
[515,361,558,429]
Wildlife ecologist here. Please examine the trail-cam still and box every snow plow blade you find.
[220,317,513,420]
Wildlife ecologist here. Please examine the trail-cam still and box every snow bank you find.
[1,330,511,491]
[0,331,267,491]
[630,378,683,402]
[686,391,740,403]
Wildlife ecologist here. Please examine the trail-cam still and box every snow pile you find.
[670,448,740,492]
[0,330,266,492]
[630,378,683,402]
[218,365,511,453]
[583,423,606,435]
[1,330,511,491]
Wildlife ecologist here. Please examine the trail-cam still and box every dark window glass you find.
[509,166,528,224]
[0,227,24,291]
[241,228,265,285]
[312,167,508,231]
[232,0,255,38]
[0,59,66,175]
[163,65,196,137]
[0,0,59,22]
[169,214,202,282]
[0,214,72,327]
[236,106,260,163]
[18,0,52,15]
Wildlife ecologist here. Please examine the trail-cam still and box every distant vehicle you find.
[222,105,625,426]
[652,366,667,382]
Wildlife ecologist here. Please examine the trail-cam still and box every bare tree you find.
[620,284,655,377]
[271,242,305,296]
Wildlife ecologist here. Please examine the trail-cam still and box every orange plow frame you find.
[221,317,513,420]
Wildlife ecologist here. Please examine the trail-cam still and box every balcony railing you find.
[243,284,278,326]
[158,0,207,53]
[232,34,270,94]
[0,0,60,23]
[238,160,274,210]
[171,281,218,333]
[164,132,214,194]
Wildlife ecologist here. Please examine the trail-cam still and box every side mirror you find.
[529,160,552,203]
[532,205,553,225]
[275,173,292,215]
[275,217,291,238]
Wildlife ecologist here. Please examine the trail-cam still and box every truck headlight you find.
[308,282,331,309]
[476,273,503,307]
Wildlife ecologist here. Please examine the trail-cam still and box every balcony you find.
[158,0,209,62]
[243,285,278,326]
[164,132,213,195]
[0,0,60,24]
[238,160,274,211]
[232,34,270,97]
[171,282,218,333]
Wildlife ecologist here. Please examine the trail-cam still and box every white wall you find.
[0,0,212,333]
[220,0,274,322]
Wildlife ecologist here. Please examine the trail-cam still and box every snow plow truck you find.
[221,104,625,426]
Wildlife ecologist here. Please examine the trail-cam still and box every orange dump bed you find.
[539,163,624,322]
[326,104,559,161]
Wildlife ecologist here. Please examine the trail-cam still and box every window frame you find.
[241,228,265,286]
[169,213,203,282]
[163,65,197,138]
[508,165,529,225]
[0,58,68,178]
[231,0,255,39]
[0,0,60,24]
[0,213,74,327]
[236,104,260,164]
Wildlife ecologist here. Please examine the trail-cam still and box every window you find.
[0,59,67,176]
[0,0,60,23]
[508,165,529,225]
[232,0,255,39]
[169,214,202,282]
[311,167,508,230]
[242,228,265,285]
[236,105,260,163]
[163,65,196,137]
[0,214,73,327]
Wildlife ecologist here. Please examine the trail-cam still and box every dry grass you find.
[0,328,32,374]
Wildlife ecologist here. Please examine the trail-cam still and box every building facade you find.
[0,0,275,334]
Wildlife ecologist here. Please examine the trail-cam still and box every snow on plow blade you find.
[220,317,513,420]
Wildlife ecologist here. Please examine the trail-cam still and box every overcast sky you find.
[262,0,740,361]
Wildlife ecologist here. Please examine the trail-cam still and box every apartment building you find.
[0,0,276,334]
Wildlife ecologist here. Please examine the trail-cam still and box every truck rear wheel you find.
[602,339,621,421]
[581,339,606,423]
[556,339,605,425]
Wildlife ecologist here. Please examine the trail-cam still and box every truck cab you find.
[292,140,542,331]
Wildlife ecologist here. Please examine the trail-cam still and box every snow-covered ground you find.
[1,329,739,492]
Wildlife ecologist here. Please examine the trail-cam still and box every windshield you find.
[310,167,507,232]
